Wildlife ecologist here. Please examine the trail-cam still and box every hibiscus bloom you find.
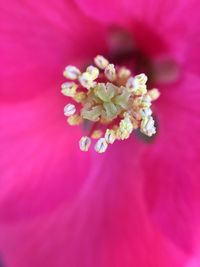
[0,0,200,266]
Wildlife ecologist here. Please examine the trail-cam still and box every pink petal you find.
[75,0,131,25]
[0,0,108,219]
[141,72,200,253]
[76,0,200,60]
[0,90,92,220]
[1,1,199,266]
[0,0,108,100]
[0,140,188,266]
[76,0,199,28]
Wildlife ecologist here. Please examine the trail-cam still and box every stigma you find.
[61,55,160,153]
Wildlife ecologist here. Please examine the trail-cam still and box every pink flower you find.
[0,0,200,267]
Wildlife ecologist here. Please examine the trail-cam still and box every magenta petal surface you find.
[0,140,188,267]
[76,0,200,28]
[0,0,108,100]
[0,0,200,266]
[0,91,92,221]
[0,0,108,220]
[142,72,200,253]
[76,0,200,61]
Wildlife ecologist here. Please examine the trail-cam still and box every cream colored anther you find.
[64,104,76,116]
[61,82,77,97]
[94,55,109,69]
[79,136,91,152]
[105,64,116,82]
[86,65,99,80]
[63,66,81,80]
[105,129,116,144]
[95,138,108,153]
[79,72,95,89]
[140,116,156,136]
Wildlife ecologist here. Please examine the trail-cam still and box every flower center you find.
[61,55,160,153]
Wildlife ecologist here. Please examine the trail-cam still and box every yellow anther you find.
[126,74,147,95]
[118,67,131,79]
[67,115,82,125]
[133,74,148,95]
[74,92,86,103]
[104,64,116,81]
[116,115,134,140]
[94,55,109,69]
[95,138,108,153]
[64,104,76,116]
[148,88,160,101]
[139,95,152,108]
[79,72,95,89]
[134,73,148,85]
[61,82,77,97]
[140,116,156,136]
[63,66,81,80]
[135,85,147,96]
[91,130,103,139]
[105,129,116,144]
[86,65,99,80]
[79,136,91,152]
[134,95,152,110]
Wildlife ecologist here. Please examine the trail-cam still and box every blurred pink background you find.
[0,0,200,266]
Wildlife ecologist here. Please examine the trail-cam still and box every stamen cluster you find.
[61,55,160,153]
